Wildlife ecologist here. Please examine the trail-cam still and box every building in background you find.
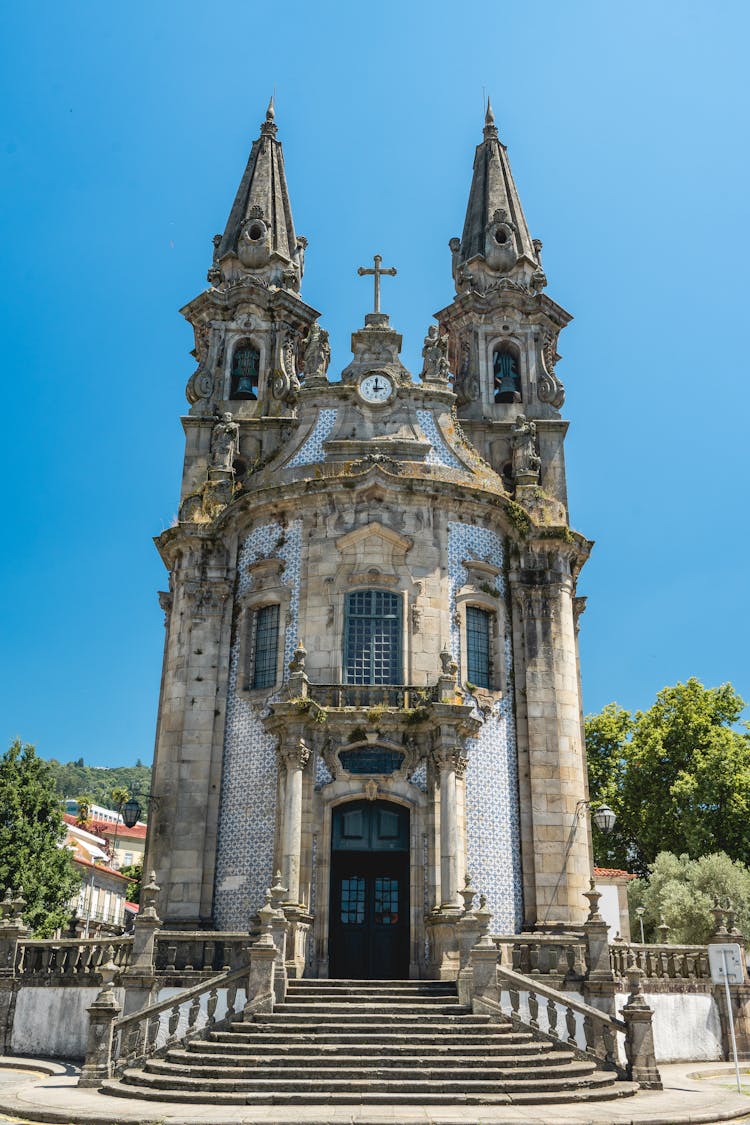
[63,817,130,934]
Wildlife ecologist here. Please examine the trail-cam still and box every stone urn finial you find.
[711,895,727,936]
[254,890,276,948]
[459,873,477,915]
[583,876,603,923]
[270,870,288,912]
[289,640,307,673]
[657,916,670,944]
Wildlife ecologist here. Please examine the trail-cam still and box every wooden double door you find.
[329,800,410,979]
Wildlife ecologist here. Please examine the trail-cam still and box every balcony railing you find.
[306,683,439,709]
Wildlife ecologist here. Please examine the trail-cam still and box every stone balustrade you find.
[493,932,587,980]
[497,963,626,1073]
[307,682,439,709]
[15,937,133,977]
[610,942,711,982]
[154,931,250,974]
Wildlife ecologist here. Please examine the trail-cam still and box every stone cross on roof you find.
[357,254,397,314]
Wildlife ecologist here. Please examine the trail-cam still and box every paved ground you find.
[0,1058,748,1125]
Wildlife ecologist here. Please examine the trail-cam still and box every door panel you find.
[329,801,410,979]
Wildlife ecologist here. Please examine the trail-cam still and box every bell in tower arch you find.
[230,344,260,400]
[493,348,522,403]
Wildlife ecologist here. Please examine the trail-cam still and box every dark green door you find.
[329,800,410,979]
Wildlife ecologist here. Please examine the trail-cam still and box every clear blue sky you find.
[1,2,748,767]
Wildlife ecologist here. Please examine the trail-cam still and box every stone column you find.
[510,546,592,928]
[278,739,310,906]
[434,748,467,911]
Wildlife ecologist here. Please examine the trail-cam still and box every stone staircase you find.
[101,979,638,1105]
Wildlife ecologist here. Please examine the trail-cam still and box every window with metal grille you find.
[344,590,402,685]
[230,344,259,400]
[466,606,491,689]
[252,604,280,689]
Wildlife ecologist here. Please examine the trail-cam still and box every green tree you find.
[586,679,750,873]
[628,851,750,944]
[0,740,79,936]
[75,793,94,827]
[110,785,130,810]
[120,863,142,904]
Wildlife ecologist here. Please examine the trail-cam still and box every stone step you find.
[272,1000,466,1012]
[210,1027,533,1046]
[148,1055,586,1081]
[247,1012,488,1026]
[119,1068,619,1095]
[100,1075,639,1106]
[279,999,463,1008]
[287,979,455,988]
[186,1037,551,1058]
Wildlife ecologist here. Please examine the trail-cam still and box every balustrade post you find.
[456,876,481,1006]
[0,887,30,977]
[469,901,499,1009]
[79,949,122,1088]
[121,872,161,1016]
[582,878,617,1016]
[244,893,277,1018]
[621,959,662,1089]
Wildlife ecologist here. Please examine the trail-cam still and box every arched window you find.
[466,606,492,689]
[493,347,521,403]
[230,343,260,400]
[344,590,402,685]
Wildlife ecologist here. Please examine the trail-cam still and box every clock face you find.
[359,373,394,404]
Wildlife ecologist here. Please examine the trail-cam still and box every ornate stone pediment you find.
[335,521,413,575]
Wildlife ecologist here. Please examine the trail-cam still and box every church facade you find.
[144,100,594,980]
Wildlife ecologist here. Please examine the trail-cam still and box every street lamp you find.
[635,905,646,944]
[591,804,617,834]
[121,792,160,829]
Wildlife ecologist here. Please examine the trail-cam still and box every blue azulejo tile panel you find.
[416,410,463,470]
[447,522,522,933]
[213,521,302,929]
[287,409,337,467]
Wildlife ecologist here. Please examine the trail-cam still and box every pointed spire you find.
[450,106,539,291]
[484,98,497,139]
[212,100,305,291]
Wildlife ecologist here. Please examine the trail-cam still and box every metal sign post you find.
[708,943,745,1093]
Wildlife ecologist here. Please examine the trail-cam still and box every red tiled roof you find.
[73,857,130,881]
[594,866,638,880]
[125,902,140,912]
[91,819,147,840]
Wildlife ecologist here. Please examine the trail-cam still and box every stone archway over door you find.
[329,800,409,979]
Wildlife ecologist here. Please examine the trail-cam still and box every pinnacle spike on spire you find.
[483,97,498,140]
[450,113,539,290]
[212,100,305,292]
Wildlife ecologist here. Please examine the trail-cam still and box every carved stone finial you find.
[459,873,477,915]
[657,916,670,944]
[289,640,307,673]
[270,871,287,912]
[266,94,275,122]
[711,896,727,936]
[583,877,603,923]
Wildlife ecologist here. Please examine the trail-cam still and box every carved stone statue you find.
[210,413,239,472]
[511,414,541,481]
[421,326,450,384]
[303,323,331,384]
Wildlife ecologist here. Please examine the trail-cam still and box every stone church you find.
[145,98,593,980]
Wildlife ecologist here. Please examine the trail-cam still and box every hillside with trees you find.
[44,757,152,814]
